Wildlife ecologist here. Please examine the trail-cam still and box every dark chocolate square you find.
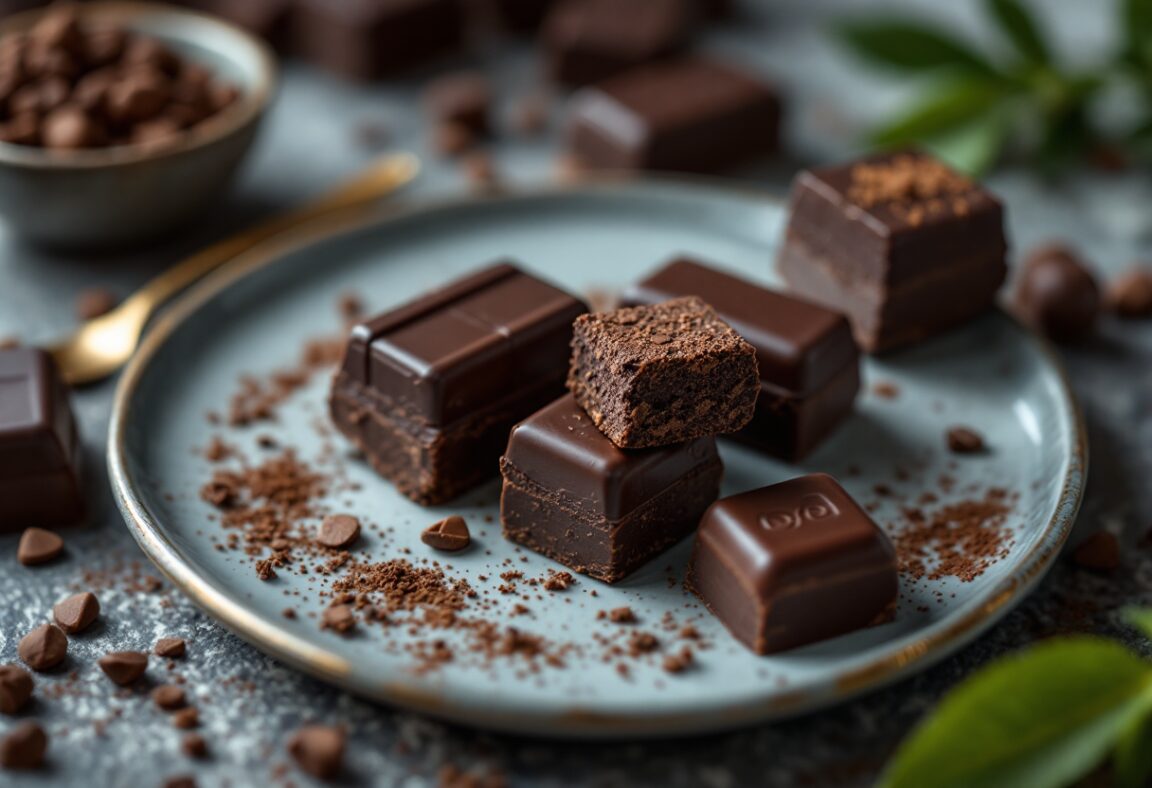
[567,296,759,449]
[566,56,780,173]
[686,474,898,654]
[330,262,587,505]
[500,394,722,583]
[0,348,84,529]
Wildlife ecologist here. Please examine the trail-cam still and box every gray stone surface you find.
[1,1,1151,786]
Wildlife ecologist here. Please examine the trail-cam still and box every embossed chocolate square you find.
[687,473,897,654]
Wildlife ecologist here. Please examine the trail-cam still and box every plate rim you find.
[107,176,1088,738]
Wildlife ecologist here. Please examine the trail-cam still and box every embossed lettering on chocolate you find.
[329,262,587,505]
[686,474,898,655]
[0,348,85,530]
[500,395,722,583]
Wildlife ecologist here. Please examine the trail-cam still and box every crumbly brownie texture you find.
[499,455,722,584]
[567,296,759,448]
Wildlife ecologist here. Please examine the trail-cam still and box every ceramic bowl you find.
[0,2,276,248]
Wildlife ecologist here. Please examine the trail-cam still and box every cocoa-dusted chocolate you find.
[0,349,84,530]
[500,395,722,583]
[566,57,780,173]
[97,650,148,685]
[292,0,466,81]
[154,637,186,658]
[0,721,46,770]
[287,724,345,779]
[329,262,587,505]
[567,296,758,449]
[0,665,33,714]
[1013,244,1100,342]
[421,515,471,551]
[17,527,65,565]
[623,258,859,460]
[18,624,67,671]
[52,591,99,634]
[687,474,898,654]
[0,5,241,151]
[778,151,1009,353]
[543,0,694,86]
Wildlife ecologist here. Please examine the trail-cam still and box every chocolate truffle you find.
[1013,244,1100,342]
[567,296,759,449]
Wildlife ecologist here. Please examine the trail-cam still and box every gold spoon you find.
[48,152,420,386]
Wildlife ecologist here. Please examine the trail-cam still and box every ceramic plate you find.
[109,179,1085,738]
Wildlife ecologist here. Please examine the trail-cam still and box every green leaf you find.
[1124,0,1152,58]
[837,21,995,75]
[986,0,1051,65]
[869,80,1008,147]
[1126,608,1152,640]
[1115,711,1152,788]
[923,111,1008,176]
[880,638,1152,788]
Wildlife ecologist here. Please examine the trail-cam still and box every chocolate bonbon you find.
[566,56,780,173]
[329,262,587,505]
[687,474,898,654]
[1013,243,1100,342]
[777,151,1008,353]
[567,296,758,449]
[0,348,84,530]
[500,395,722,583]
[623,258,859,460]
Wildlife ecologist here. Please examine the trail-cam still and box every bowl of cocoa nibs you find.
[0,2,276,248]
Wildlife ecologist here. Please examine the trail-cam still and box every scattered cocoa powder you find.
[891,488,1016,582]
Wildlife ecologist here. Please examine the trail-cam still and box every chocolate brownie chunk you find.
[567,296,758,448]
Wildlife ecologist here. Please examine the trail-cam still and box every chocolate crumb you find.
[287,725,345,780]
[421,516,471,552]
[17,528,64,566]
[181,733,208,759]
[317,514,361,549]
[662,647,694,674]
[946,426,985,454]
[606,607,636,624]
[1071,531,1120,572]
[872,381,899,399]
[152,684,186,710]
[154,637,186,658]
[321,604,356,634]
[172,707,199,729]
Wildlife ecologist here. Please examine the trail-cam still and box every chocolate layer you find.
[687,474,898,654]
[500,395,722,583]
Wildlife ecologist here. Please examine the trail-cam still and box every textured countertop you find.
[2,1,1151,786]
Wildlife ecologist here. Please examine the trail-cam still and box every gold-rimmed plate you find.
[108,179,1085,738]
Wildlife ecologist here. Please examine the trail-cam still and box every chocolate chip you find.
[172,707,199,729]
[154,637,186,658]
[0,665,34,714]
[18,624,67,672]
[1072,531,1120,572]
[17,528,64,566]
[74,287,118,321]
[317,514,360,549]
[52,591,99,634]
[287,725,345,780]
[321,604,356,634]
[152,684,186,711]
[97,651,147,685]
[181,733,208,759]
[0,721,46,770]
[1014,244,1100,342]
[421,516,470,552]
[946,427,985,455]
[1109,268,1152,318]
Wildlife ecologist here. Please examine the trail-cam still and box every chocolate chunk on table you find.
[292,0,467,81]
[623,258,859,460]
[329,262,587,505]
[687,473,898,655]
[566,56,780,173]
[777,150,1008,353]
[500,395,722,583]
[542,0,694,86]
[567,296,758,449]
[0,348,84,530]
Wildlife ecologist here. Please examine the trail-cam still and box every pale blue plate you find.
[109,179,1085,738]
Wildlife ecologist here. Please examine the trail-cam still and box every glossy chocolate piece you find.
[687,474,897,654]
[0,348,84,529]
[293,0,467,81]
[500,395,722,583]
[566,56,780,173]
[777,150,1008,353]
[330,262,587,505]
[543,0,693,86]
[623,258,859,459]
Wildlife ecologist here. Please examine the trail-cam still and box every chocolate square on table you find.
[500,394,722,583]
[0,348,84,530]
[686,474,898,655]
[623,257,859,460]
[565,56,780,173]
[542,0,694,87]
[292,0,467,81]
[567,296,758,449]
[777,150,1008,354]
[329,262,587,506]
